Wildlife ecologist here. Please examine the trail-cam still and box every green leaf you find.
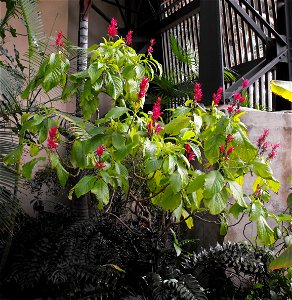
[22,157,46,180]
[92,179,109,205]
[228,180,247,207]
[187,174,206,193]
[164,116,190,135]
[204,170,224,198]
[152,185,181,211]
[250,200,264,221]
[113,142,135,162]
[71,140,88,169]
[74,175,97,198]
[204,133,225,164]
[88,62,104,83]
[50,153,69,187]
[29,143,40,157]
[269,246,292,270]
[181,130,195,141]
[252,160,273,179]
[288,193,292,209]
[220,219,228,236]
[233,128,257,162]
[112,132,125,149]
[104,107,129,120]
[145,159,162,174]
[229,203,246,219]
[173,106,191,117]
[105,72,123,99]
[257,216,274,245]
[204,188,228,214]
[169,172,182,193]
[4,145,24,165]
[270,80,292,102]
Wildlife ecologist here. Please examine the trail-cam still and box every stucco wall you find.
[225,109,292,243]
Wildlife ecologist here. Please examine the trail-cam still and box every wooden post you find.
[199,0,224,105]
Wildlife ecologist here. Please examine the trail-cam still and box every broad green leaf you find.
[252,160,273,179]
[173,106,191,117]
[232,128,257,162]
[74,175,97,198]
[250,200,264,221]
[182,209,194,229]
[204,133,225,164]
[152,185,181,211]
[4,145,24,165]
[267,178,280,193]
[143,139,157,157]
[229,203,246,219]
[112,132,125,149]
[270,80,292,101]
[187,174,206,193]
[220,218,228,236]
[113,142,135,162]
[257,216,274,245]
[182,130,195,141]
[105,72,123,99]
[29,143,40,157]
[288,193,292,209]
[164,116,190,135]
[204,170,224,198]
[50,153,69,187]
[71,140,88,169]
[269,246,292,270]
[22,157,46,180]
[20,115,44,134]
[169,172,182,193]
[228,180,247,207]
[145,158,162,174]
[92,179,109,204]
[177,161,188,186]
[88,62,104,83]
[173,201,182,222]
[204,188,228,214]
[104,107,129,120]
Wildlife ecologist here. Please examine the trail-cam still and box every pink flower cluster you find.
[219,134,234,160]
[193,83,203,103]
[124,30,133,45]
[108,17,118,37]
[227,79,249,115]
[257,129,279,160]
[47,126,59,149]
[95,144,106,169]
[184,144,195,161]
[138,77,149,100]
[148,39,156,55]
[147,97,163,136]
[55,31,64,47]
[213,87,223,106]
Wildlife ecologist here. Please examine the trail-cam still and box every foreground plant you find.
[4,19,291,248]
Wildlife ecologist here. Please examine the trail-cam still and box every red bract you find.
[95,161,106,169]
[227,146,234,155]
[193,83,202,102]
[242,79,249,89]
[227,106,233,113]
[234,92,241,101]
[124,30,133,45]
[47,126,59,150]
[184,144,191,152]
[108,17,118,37]
[239,96,246,103]
[155,123,162,134]
[226,134,233,143]
[96,144,105,156]
[148,39,156,55]
[268,150,277,159]
[152,97,162,121]
[55,31,64,47]
[150,39,156,46]
[184,143,195,161]
[138,77,149,100]
[213,87,223,105]
[219,144,225,153]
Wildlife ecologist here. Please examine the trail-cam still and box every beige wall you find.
[225,109,292,243]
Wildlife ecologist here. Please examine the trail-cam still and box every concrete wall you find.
[225,108,292,243]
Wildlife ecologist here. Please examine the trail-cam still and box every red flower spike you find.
[268,150,277,159]
[242,79,249,89]
[239,96,246,103]
[155,123,162,134]
[227,146,235,155]
[272,143,280,149]
[124,30,133,45]
[193,83,203,102]
[219,144,225,154]
[95,161,106,169]
[227,106,233,113]
[152,97,162,121]
[188,152,195,161]
[234,92,241,101]
[150,39,156,46]
[213,87,223,106]
[49,126,58,137]
[47,126,59,150]
[108,17,118,37]
[226,134,233,143]
[96,144,105,156]
[55,31,64,47]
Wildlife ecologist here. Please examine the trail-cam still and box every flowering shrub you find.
[4,20,292,246]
